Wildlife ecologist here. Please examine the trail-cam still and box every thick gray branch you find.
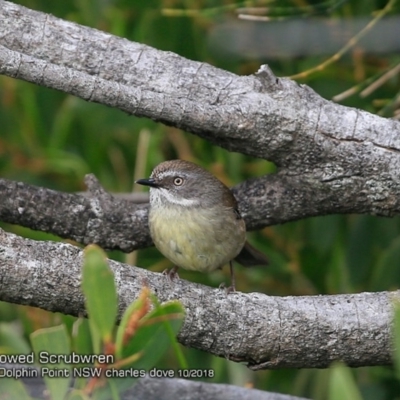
[0,228,394,370]
[10,364,307,400]
[1,0,400,223]
[0,170,388,253]
[0,175,151,251]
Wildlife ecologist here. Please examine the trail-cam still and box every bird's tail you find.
[235,241,269,267]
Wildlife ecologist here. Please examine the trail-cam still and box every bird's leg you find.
[219,261,236,293]
[162,265,179,281]
[227,261,236,293]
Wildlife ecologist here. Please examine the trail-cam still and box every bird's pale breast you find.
[149,204,246,272]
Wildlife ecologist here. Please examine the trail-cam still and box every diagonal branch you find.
[11,366,309,400]
[1,169,397,253]
[0,175,151,251]
[0,228,395,370]
[1,0,400,226]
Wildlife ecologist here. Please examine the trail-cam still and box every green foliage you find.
[0,322,31,354]
[115,294,185,369]
[31,325,72,400]
[0,246,184,399]
[82,245,118,349]
[0,379,31,400]
[393,302,400,381]
[1,0,400,399]
[328,362,363,400]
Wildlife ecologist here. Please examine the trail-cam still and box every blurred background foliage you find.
[1,0,400,398]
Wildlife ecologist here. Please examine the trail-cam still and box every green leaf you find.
[371,236,400,291]
[91,293,184,400]
[309,215,341,257]
[117,300,184,370]
[82,245,118,344]
[393,301,400,380]
[345,216,375,287]
[92,378,137,400]
[115,290,149,359]
[0,378,31,400]
[71,318,94,390]
[150,293,187,369]
[30,324,71,400]
[72,318,93,359]
[0,322,31,354]
[328,362,363,400]
[66,389,91,400]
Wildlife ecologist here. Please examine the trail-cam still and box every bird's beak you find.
[135,178,160,188]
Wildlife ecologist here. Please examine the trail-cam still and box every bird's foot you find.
[219,261,236,294]
[218,282,236,294]
[162,266,179,281]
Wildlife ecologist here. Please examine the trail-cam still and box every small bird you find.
[136,160,268,291]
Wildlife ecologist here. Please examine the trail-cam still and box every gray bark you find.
[5,364,308,400]
[1,0,400,235]
[0,174,152,252]
[0,0,397,387]
[0,228,394,370]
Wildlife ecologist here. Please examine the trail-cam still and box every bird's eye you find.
[173,177,184,186]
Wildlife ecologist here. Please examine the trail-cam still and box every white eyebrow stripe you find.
[157,170,180,179]
[158,188,199,206]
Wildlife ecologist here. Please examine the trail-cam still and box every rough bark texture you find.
[0,0,398,387]
[0,228,394,370]
[6,363,307,400]
[0,174,151,251]
[1,0,400,235]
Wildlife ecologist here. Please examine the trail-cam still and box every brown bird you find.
[136,160,268,291]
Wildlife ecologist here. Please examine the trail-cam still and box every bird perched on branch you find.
[136,160,268,291]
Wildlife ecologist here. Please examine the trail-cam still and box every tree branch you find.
[0,175,151,251]
[10,363,308,400]
[0,0,398,378]
[0,228,394,370]
[0,171,391,253]
[1,0,400,228]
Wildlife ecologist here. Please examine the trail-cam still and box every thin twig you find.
[289,0,397,80]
